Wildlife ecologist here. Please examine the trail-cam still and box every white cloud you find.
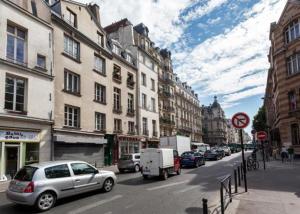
[207,17,221,25]
[174,0,286,108]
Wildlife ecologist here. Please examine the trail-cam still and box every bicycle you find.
[247,156,259,171]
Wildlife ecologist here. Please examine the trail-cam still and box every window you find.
[151,98,156,112]
[71,163,97,175]
[5,76,26,112]
[114,119,122,132]
[25,143,39,165]
[37,54,46,69]
[6,24,26,64]
[64,70,80,94]
[95,112,105,131]
[45,164,71,179]
[112,44,121,55]
[142,118,148,135]
[287,53,300,75]
[128,121,135,134]
[141,73,146,86]
[95,83,106,103]
[64,35,80,59]
[113,87,121,110]
[31,0,37,17]
[127,54,132,63]
[128,93,134,112]
[142,93,147,109]
[288,91,297,111]
[65,8,77,27]
[151,79,155,91]
[127,73,134,88]
[64,105,80,128]
[94,55,105,74]
[152,120,157,136]
[14,166,37,181]
[291,124,300,145]
[113,64,121,82]
[285,19,300,43]
[97,32,104,47]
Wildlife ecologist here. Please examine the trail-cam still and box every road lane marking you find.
[67,195,122,214]
[173,185,199,194]
[146,181,188,191]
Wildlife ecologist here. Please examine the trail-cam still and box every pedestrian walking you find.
[288,146,294,163]
[281,146,288,163]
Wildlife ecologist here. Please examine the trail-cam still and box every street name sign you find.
[231,112,250,129]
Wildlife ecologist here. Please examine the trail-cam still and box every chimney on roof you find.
[89,4,100,24]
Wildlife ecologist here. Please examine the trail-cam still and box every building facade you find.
[0,0,54,180]
[105,20,160,149]
[202,96,227,145]
[174,76,203,143]
[265,0,300,155]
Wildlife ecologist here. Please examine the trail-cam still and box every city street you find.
[0,152,246,214]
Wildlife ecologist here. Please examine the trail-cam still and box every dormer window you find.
[65,8,77,28]
[285,19,300,43]
[126,53,132,63]
[97,32,104,47]
[112,44,121,55]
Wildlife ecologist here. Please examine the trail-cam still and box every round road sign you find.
[257,131,267,141]
[231,112,250,129]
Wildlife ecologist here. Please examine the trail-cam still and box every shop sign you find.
[0,130,39,142]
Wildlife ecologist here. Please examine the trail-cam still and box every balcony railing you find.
[127,80,135,89]
[127,109,135,117]
[113,129,123,134]
[159,90,175,99]
[160,117,175,126]
[113,73,122,83]
[113,106,122,114]
[127,130,136,135]
[152,131,158,137]
[159,76,174,85]
[162,106,175,112]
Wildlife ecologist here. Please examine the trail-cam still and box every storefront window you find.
[25,143,39,165]
[120,142,140,156]
[120,142,129,155]
[134,143,139,153]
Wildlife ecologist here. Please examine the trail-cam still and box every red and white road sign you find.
[231,112,250,129]
[257,131,267,141]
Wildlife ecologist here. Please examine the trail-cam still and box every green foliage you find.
[252,106,267,132]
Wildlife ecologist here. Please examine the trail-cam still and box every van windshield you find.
[120,155,132,160]
[14,166,38,181]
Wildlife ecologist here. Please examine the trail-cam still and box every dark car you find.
[204,150,223,160]
[180,151,205,168]
[215,147,225,158]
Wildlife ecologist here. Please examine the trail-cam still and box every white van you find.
[140,148,181,180]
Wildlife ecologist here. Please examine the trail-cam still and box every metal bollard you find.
[240,163,243,181]
[237,166,241,186]
[234,169,238,193]
[229,177,232,202]
[202,198,208,214]
[220,184,224,214]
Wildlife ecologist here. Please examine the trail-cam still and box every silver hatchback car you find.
[117,153,141,173]
[6,160,117,211]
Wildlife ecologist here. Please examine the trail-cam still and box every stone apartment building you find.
[174,76,203,143]
[202,96,227,145]
[49,0,138,166]
[265,0,300,155]
[0,0,54,180]
[104,19,160,148]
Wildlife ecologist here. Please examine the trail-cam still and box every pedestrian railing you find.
[220,174,232,214]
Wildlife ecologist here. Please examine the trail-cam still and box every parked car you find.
[180,151,205,168]
[215,147,225,158]
[204,149,223,160]
[222,146,231,156]
[6,161,117,212]
[140,148,181,180]
[117,153,141,173]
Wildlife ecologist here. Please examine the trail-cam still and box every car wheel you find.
[102,178,114,192]
[35,191,56,212]
[119,169,125,173]
[143,174,148,179]
[134,164,140,172]
[202,159,206,165]
[162,170,168,180]
[195,161,199,168]
[176,167,181,175]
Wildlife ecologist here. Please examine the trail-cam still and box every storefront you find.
[0,130,40,181]
[141,138,160,149]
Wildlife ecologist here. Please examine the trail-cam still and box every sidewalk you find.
[227,159,300,214]
[0,164,120,193]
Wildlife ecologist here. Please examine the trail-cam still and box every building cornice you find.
[51,13,113,60]
[2,0,53,29]
[0,113,53,125]
[112,53,138,71]
[0,58,54,80]
[53,128,105,137]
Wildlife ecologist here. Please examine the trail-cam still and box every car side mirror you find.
[94,169,99,174]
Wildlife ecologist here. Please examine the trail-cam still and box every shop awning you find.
[54,133,107,144]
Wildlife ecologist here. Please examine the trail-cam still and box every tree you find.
[252,106,267,132]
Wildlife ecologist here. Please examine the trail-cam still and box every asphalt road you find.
[0,152,247,214]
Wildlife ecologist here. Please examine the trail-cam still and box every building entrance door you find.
[5,146,19,180]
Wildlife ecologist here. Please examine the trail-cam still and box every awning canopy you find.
[54,133,107,145]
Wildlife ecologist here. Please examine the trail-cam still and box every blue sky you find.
[80,0,286,133]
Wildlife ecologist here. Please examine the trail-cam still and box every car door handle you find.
[75,179,80,182]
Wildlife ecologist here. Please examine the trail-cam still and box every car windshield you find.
[14,166,38,181]
[182,152,194,157]
[120,155,132,160]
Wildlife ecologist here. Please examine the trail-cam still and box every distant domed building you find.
[202,96,227,145]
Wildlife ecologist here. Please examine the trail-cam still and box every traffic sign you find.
[231,112,250,129]
[257,131,267,141]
